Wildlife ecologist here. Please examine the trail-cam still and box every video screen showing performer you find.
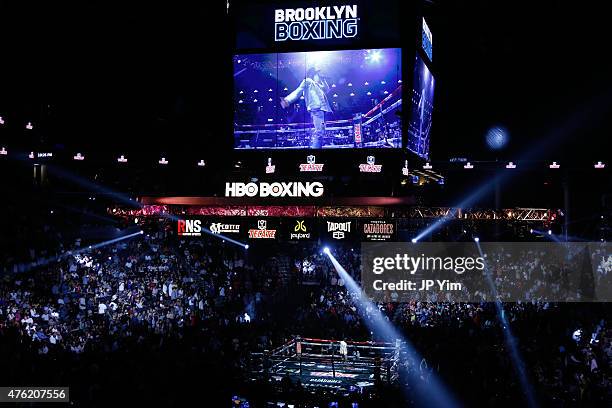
[407,54,435,159]
[234,48,402,149]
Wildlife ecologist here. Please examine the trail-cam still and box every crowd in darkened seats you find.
[1,230,610,406]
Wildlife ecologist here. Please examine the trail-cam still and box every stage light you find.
[306,50,333,68]
[323,247,330,254]
[366,50,382,63]
[474,237,480,242]
[486,126,509,150]
[411,238,417,243]
[549,161,560,169]
[594,161,605,169]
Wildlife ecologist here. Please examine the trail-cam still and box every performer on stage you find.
[339,339,348,361]
[280,66,331,149]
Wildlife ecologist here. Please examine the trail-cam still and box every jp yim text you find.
[372,254,485,275]
[274,5,358,41]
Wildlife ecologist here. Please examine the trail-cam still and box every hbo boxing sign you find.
[225,182,324,198]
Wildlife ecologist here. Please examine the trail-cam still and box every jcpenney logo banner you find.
[225,182,324,198]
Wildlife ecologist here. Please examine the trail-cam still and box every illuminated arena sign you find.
[248,220,277,239]
[209,223,240,234]
[177,220,202,237]
[299,155,324,172]
[225,182,324,198]
[274,5,359,41]
[359,156,382,173]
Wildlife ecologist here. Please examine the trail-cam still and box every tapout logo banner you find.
[274,5,359,41]
[225,182,324,198]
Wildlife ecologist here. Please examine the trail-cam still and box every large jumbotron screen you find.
[233,48,402,149]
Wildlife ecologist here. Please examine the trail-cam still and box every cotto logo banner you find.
[209,222,241,234]
[177,220,202,237]
[226,182,324,198]
[274,5,359,42]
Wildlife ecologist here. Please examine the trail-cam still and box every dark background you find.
[0,0,610,161]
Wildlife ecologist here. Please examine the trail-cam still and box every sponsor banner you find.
[177,219,203,237]
[299,155,324,172]
[288,218,315,241]
[362,242,612,302]
[207,219,242,235]
[359,155,382,173]
[321,219,356,241]
[361,219,396,241]
[247,218,278,240]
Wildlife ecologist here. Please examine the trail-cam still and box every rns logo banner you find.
[177,220,202,237]
[226,182,324,198]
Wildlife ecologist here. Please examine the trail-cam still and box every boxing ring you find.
[249,336,404,392]
[235,87,402,149]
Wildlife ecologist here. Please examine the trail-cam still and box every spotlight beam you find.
[475,241,538,408]
[9,229,144,274]
[325,249,459,408]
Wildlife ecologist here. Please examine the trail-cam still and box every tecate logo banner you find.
[248,220,277,239]
[226,182,324,198]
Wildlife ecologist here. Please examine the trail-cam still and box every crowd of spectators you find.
[1,223,610,406]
